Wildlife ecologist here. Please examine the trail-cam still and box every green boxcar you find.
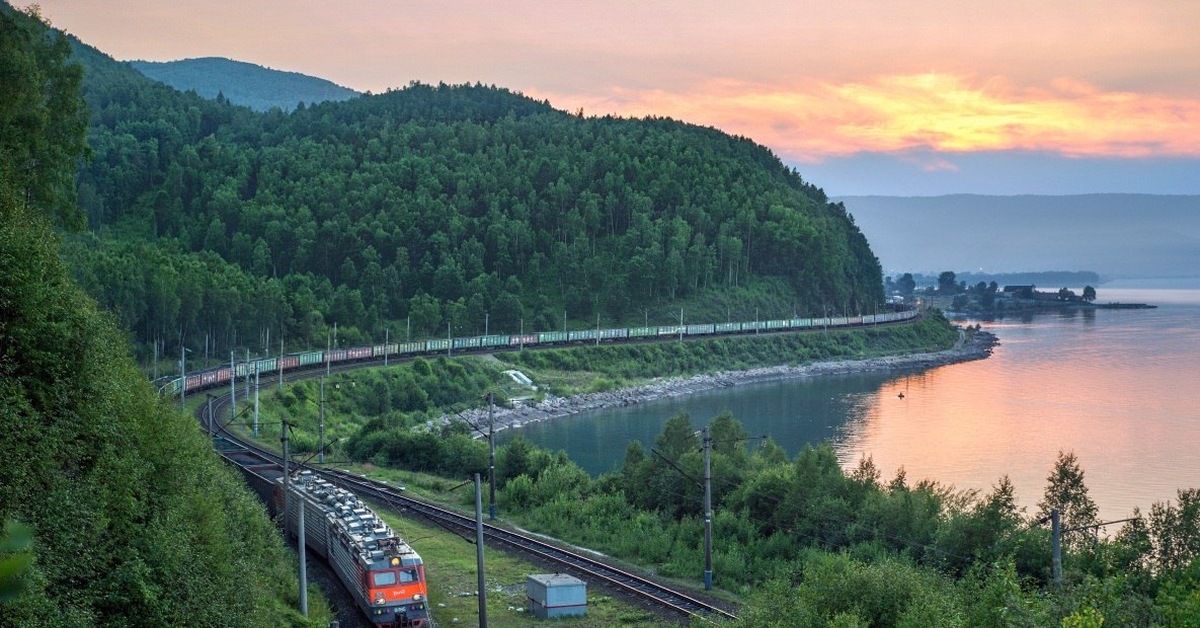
[397,341,425,354]
[568,329,597,341]
[538,331,568,343]
[452,336,481,350]
[480,335,509,347]
[299,350,323,366]
[628,327,655,337]
[427,339,450,351]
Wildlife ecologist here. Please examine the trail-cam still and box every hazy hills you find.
[839,194,1200,281]
[130,56,360,111]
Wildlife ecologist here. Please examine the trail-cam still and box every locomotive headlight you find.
[412,594,423,601]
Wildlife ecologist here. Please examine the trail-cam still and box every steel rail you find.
[204,391,736,622]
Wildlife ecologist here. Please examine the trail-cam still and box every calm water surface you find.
[501,287,1200,522]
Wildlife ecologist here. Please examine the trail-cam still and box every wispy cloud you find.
[530,74,1200,162]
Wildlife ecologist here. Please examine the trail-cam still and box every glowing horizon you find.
[529,73,1200,164]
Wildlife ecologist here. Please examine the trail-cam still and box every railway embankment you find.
[448,328,999,433]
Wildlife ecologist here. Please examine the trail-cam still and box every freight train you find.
[220,439,429,627]
[284,470,429,627]
[171,309,918,397]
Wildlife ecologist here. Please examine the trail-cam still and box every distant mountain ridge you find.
[837,194,1200,280]
[130,56,360,111]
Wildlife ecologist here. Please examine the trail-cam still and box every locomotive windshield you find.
[372,571,396,586]
[370,568,421,587]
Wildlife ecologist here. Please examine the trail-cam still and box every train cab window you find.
[398,568,420,584]
[371,571,397,587]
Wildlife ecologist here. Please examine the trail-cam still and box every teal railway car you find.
[538,331,567,343]
[567,329,597,342]
[396,341,425,355]
[479,335,509,348]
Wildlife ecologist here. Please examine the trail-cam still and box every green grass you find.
[372,504,672,627]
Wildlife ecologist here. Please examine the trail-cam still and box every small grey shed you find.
[526,573,587,619]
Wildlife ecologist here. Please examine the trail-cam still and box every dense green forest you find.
[57,23,882,368]
[0,6,324,624]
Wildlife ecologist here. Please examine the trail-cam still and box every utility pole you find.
[253,366,260,438]
[384,328,389,367]
[1051,508,1062,588]
[297,478,308,617]
[206,394,214,441]
[318,378,325,464]
[278,337,284,390]
[474,473,489,628]
[702,426,713,590]
[244,348,251,401]
[679,308,684,342]
[488,392,496,520]
[230,351,236,423]
[282,419,290,540]
[179,342,187,411]
[281,420,306,615]
[447,322,452,357]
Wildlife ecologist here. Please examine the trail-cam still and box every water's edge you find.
[439,329,999,435]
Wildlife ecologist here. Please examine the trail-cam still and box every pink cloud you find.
[529,74,1200,161]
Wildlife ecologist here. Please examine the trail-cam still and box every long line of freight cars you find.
[171,309,919,397]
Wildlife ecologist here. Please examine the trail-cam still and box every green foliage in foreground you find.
[474,415,1199,626]
[1,6,325,623]
[0,203,325,628]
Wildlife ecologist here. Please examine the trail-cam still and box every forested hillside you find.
[0,6,319,624]
[61,30,882,366]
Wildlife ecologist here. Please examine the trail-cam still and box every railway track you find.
[203,389,738,624]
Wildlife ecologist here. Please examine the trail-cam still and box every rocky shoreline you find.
[436,329,999,434]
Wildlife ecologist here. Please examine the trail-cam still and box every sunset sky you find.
[33,0,1200,196]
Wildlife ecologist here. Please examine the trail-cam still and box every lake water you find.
[500,286,1200,523]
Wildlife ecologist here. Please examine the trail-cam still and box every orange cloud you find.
[529,74,1200,162]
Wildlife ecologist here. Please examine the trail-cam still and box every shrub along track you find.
[200,372,739,624]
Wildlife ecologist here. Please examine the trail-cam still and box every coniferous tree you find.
[1038,450,1099,550]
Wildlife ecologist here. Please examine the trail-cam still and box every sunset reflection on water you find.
[834,291,1200,521]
